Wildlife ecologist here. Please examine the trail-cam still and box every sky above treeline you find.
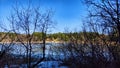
[0,0,87,33]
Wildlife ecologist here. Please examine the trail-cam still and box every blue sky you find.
[0,0,87,32]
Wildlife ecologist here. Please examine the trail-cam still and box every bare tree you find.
[84,0,120,43]
[82,0,120,67]
[0,21,16,67]
[9,2,55,68]
[32,9,55,67]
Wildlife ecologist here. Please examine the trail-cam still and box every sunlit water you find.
[0,43,59,56]
[0,43,111,68]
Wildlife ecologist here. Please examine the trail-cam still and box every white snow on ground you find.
[37,61,68,68]
[20,61,68,68]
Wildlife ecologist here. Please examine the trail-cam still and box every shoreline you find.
[0,41,64,44]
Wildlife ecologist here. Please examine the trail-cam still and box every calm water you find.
[0,43,61,56]
[0,43,111,68]
[0,43,110,59]
[0,43,69,68]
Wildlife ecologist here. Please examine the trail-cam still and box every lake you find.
[0,43,69,68]
[0,43,111,68]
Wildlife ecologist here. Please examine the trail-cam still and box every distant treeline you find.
[0,32,112,42]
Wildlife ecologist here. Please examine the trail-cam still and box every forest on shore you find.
[0,32,111,43]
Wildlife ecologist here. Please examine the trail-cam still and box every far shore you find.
[0,41,64,44]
